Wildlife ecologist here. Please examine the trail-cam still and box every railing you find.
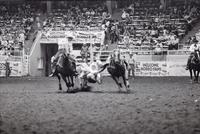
[0,55,22,61]
[90,50,190,62]
[93,50,190,55]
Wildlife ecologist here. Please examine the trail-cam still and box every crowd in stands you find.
[105,0,200,51]
[0,2,38,56]
[32,0,200,52]
[42,2,110,39]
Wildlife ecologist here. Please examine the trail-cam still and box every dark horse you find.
[51,52,77,92]
[188,51,200,83]
[99,56,130,92]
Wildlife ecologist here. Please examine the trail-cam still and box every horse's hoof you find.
[57,90,62,93]
[118,90,122,93]
[127,89,131,93]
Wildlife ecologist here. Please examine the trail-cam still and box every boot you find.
[49,71,56,77]
[185,65,189,70]
[49,68,56,77]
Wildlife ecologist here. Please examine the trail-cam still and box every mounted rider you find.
[186,40,200,70]
[106,49,130,79]
[113,49,129,69]
[49,39,77,77]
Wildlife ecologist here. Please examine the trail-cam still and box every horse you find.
[51,52,77,92]
[99,55,130,92]
[188,51,200,83]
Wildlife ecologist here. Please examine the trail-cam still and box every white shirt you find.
[121,12,127,19]
[89,60,103,73]
[106,21,110,27]
[19,33,25,42]
[155,46,162,52]
[79,60,103,74]
[189,44,199,52]
[106,56,111,64]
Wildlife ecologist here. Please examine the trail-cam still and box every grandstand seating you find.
[115,0,200,51]
[42,2,109,33]
[0,2,37,56]
[1,0,200,58]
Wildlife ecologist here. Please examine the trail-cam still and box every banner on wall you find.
[75,31,105,44]
[44,30,105,44]
[0,61,22,77]
[135,61,168,76]
[48,31,66,38]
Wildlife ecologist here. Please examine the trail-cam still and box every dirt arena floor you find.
[0,76,200,134]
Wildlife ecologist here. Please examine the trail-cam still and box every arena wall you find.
[134,55,188,76]
[94,50,189,77]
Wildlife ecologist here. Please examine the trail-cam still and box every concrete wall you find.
[29,32,44,77]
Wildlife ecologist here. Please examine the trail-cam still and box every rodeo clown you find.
[77,53,103,84]
[49,37,77,77]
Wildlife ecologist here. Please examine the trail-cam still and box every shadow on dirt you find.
[54,86,135,94]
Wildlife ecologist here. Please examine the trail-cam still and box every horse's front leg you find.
[111,76,122,92]
[70,76,74,88]
[189,69,195,83]
[56,74,62,91]
[61,75,70,92]
[122,74,130,93]
[189,69,193,82]
[196,71,200,83]
[193,70,197,83]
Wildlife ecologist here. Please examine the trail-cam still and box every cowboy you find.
[49,43,77,77]
[186,40,200,70]
[114,49,129,69]
[106,49,129,79]
[78,54,103,84]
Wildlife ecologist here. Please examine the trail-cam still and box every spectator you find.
[155,44,162,55]
[81,43,89,63]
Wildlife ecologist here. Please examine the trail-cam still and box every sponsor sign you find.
[43,31,105,44]
[135,61,168,76]
[48,31,66,38]
[0,61,22,77]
